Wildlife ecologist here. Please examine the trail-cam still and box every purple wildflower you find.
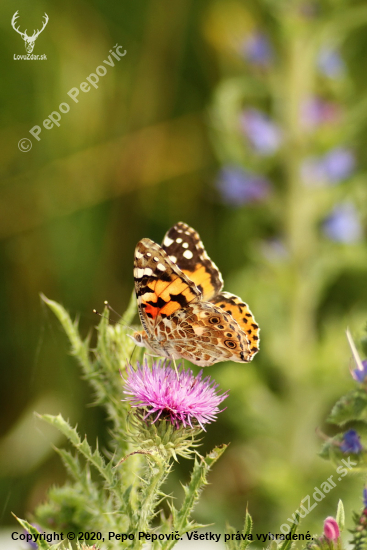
[352,360,367,383]
[216,165,271,207]
[323,517,340,541]
[363,487,367,508]
[340,429,363,454]
[301,157,328,186]
[318,46,345,78]
[323,148,355,183]
[123,360,228,430]
[241,32,273,66]
[322,202,362,244]
[240,108,282,155]
[261,238,289,263]
[300,97,341,130]
[301,147,355,187]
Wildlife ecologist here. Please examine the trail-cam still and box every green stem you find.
[132,454,170,549]
[282,30,318,376]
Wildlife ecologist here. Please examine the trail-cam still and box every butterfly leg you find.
[171,356,180,381]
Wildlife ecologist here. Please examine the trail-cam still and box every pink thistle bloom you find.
[323,517,340,541]
[123,360,228,430]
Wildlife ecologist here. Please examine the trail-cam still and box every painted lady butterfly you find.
[132,222,259,367]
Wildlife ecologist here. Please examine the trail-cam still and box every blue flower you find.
[340,429,363,454]
[241,109,282,155]
[216,165,271,206]
[301,148,355,187]
[241,32,273,66]
[323,148,355,183]
[322,202,363,244]
[318,47,345,78]
[352,360,367,383]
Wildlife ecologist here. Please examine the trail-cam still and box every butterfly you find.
[132,222,259,367]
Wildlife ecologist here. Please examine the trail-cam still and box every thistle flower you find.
[240,108,282,155]
[322,202,362,244]
[340,429,363,454]
[241,32,273,66]
[323,517,340,541]
[123,360,228,430]
[363,488,367,508]
[216,165,271,206]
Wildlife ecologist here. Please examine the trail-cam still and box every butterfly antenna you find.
[93,308,104,318]
[104,300,121,318]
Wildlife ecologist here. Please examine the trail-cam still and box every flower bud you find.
[323,517,340,540]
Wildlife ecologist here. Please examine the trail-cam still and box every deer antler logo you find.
[11,11,49,53]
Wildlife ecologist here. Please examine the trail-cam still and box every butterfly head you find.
[130,330,147,348]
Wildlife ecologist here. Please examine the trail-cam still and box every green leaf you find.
[242,508,253,550]
[278,512,300,550]
[13,515,55,550]
[225,508,253,550]
[37,414,115,487]
[328,390,367,425]
[336,499,345,531]
[161,445,227,550]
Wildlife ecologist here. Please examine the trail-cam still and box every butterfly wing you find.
[134,238,201,337]
[161,222,223,301]
[210,291,260,359]
[169,301,253,366]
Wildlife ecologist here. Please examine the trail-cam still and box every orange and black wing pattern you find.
[161,222,223,301]
[134,238,201,336]
[210,291,260,358]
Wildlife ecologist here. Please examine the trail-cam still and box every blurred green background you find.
[1,0,367,538]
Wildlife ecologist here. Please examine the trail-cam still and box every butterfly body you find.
[132,223,259,367]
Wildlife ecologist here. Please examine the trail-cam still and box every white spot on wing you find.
[182,242,189,248]
[157,263,166,271]
[135,251,143,258]
[163,236,174,246]
[183,250,193,259]
[176,238,183,243]
[169,256,177,263]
